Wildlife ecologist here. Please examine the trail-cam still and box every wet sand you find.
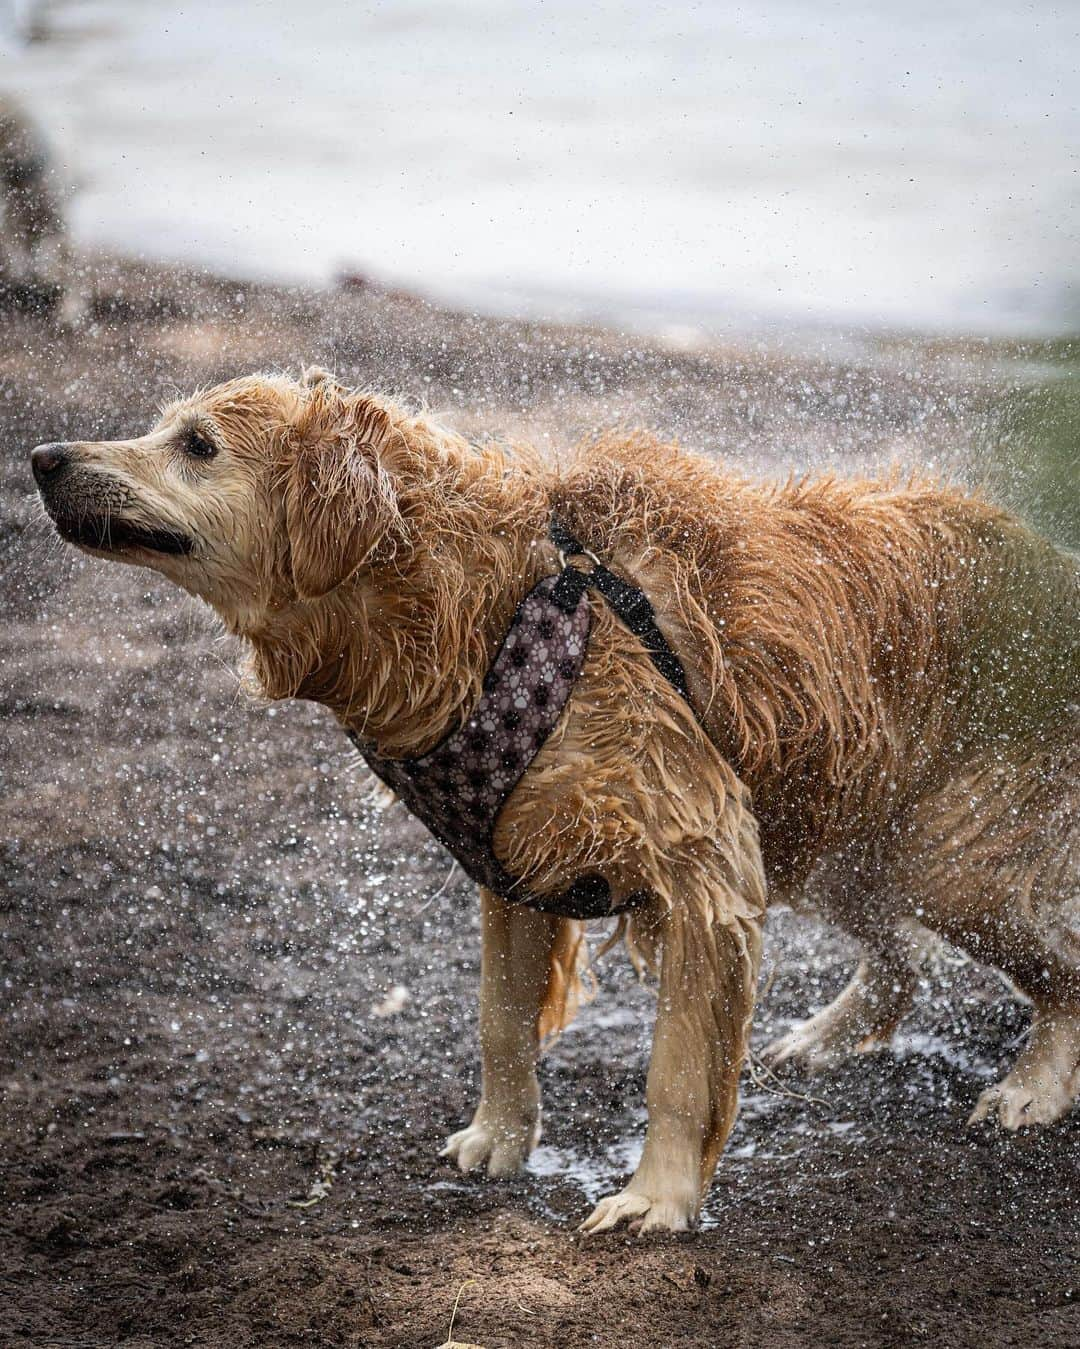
[1,263,1077,1347]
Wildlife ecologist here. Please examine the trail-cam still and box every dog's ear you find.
[283,384,403,600]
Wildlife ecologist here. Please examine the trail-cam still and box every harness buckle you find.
[556,541,601,572]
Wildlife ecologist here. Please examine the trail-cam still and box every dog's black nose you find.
[31,442,69,485]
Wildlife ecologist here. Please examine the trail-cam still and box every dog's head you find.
[32,370,411,628]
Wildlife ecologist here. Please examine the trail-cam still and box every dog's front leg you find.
[441,886,571,1177]
[581,857,764,1235]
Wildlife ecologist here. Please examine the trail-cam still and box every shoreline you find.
[81,247,1080,363]
[0,247,1040,449]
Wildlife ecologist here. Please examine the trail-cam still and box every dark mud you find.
[2,266,1077,1347]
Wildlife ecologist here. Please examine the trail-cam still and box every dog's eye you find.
[183,428,218,460]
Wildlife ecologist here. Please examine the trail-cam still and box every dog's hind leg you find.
[968,1009,1080,1127]
[901,728,1080,1129]
[441,887,582,1176]
[761,930,919,1074]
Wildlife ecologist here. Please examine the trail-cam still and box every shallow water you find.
[472,1020,1002,1231]
[458,948,1010,1233]
[3,0,1078,336]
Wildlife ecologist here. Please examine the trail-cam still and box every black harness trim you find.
[349,519,696,920]
[548,517,691,701]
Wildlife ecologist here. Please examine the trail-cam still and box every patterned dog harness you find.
[348,519,692,919]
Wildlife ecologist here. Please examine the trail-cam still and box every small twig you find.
[745,1051,831,1110]
[416,860,460,914]
[444,1278,476,1346]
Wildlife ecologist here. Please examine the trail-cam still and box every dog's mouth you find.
[51,512,195,557]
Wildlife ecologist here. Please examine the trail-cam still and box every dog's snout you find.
[31,442,71,486]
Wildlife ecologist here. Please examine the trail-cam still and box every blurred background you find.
[2,0,1078,337]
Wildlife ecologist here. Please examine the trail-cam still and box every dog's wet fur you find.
[33,369,1080,1233]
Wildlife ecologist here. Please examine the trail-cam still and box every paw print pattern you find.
[351,573,593,907]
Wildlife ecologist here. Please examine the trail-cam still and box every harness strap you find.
[549,516,692,703]
[349,523,698,922]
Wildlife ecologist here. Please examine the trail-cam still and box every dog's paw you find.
[760,1021,852,1074]
[579,1186,694,1236]
[439,1113,539,1177]
[968,1077,1076,1130]
[761,1010,895,1075]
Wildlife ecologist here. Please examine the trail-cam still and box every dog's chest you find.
[349,573,618,917]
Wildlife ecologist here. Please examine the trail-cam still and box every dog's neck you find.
[246,438,553,757]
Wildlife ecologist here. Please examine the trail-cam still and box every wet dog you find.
[32,370,1080,1232]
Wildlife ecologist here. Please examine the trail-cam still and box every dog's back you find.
[554,436,1079,880]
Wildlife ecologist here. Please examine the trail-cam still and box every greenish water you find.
[989,343,1080,550]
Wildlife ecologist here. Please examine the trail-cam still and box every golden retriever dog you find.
[32,370,1080,1234]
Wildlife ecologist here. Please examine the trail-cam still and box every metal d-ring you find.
[557,542,601,571]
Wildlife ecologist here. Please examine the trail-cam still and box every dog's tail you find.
[537,918,594,1042]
